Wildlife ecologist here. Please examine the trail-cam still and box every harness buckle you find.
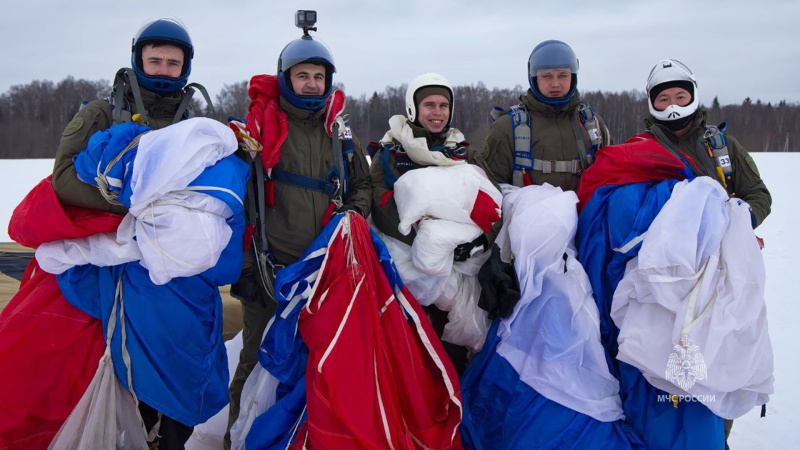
[541,160,553,174]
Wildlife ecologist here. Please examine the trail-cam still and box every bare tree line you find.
[2,77,799,158]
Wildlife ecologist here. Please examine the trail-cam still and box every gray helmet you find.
[528,40,579,107]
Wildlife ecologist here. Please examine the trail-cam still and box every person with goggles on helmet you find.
[49,17,212,450]
[224,26,372,450]
[369,73,494,375]
[645,59,771,228]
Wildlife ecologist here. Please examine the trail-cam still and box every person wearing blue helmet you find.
[50,17,214,450]
[223,15,372,449]
[52,17,215,215]
[472,39,611,202]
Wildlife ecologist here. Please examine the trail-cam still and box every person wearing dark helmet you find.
[644,59,771,228]
[49,17,217,450]
[471,40,611,251]
[52,17,215,215]
[223,23,372,449]
[472,40,611,193]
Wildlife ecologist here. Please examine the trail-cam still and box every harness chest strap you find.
[510,107,583,187]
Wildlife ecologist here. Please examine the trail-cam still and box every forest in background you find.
[1,76,799,158]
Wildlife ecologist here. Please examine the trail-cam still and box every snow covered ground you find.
[0,154,795,449]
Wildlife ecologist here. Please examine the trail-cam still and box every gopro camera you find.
[295,10,317,35]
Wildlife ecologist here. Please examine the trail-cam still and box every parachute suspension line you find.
[106,273,151,439]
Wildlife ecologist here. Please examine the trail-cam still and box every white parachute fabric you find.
[495,183,625,422]
[387,164,500,351]
[611,177,773,419]
[185,332,245,450]
[36,118,238,285]
[393,164,501,236]
[48,348,149,450]
[229,317,282,450]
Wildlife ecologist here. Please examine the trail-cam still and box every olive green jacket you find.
[52,83,189,213]
[369,121,463,246]
[469,89,610,244]
[646,108,772,226]
[471,89,610,192]
[262,97,372,266]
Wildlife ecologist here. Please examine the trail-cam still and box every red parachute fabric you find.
[292,213,463,449]
[576,133,691,212]
[245,75,288,172]
[0,176,122,449]
[243,75,347,208]
[470,190,501,233]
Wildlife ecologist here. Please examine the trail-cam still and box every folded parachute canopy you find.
[460,183,643,450]
[21,118,247,428]
[576,138,727,449]
[612,178,773,420]
[0,177,121,449]
[242,213,464,450]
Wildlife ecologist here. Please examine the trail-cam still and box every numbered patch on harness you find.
[717,155,732,169]
[588,129,600,141]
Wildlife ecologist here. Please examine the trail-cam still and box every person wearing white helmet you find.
[645,59,771,227]
[368,72,485,374]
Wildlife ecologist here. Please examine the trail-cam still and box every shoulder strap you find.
[249,159,278,302]
[649,126,698,174]
[171,82,219,124]
[112,68,150,126]
[330,121,345,205]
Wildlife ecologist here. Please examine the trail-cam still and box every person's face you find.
[141,44,184,78]
[417,94,450,134]
[535,68,572,98]
[289,63,326,96]
[653,87,692,111]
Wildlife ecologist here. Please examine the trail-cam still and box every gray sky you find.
[1,0,798,106]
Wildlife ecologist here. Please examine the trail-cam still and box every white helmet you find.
[646,59,699,122]
[405,73,454,127]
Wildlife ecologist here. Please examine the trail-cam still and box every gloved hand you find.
[478,246,521,319]
[454,234,489,262]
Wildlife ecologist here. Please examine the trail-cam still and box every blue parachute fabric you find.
[73,121,149,191]
[576,180,724,450]
[461,320,644,450]
[58,125,249,426]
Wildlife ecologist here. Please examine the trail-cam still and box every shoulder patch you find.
[744,154,762,177]
[62,117,85,137]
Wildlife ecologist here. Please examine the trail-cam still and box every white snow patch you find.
[0,159,54,243]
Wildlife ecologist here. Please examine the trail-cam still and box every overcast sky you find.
[1,0,798,106]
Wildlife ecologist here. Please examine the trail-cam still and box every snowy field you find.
[0,155,796,449]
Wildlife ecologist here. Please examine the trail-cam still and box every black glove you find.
[454,234,489,262]
[336,204,362,215]
[478,246,521,319]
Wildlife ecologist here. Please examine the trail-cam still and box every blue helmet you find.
[528,40,579,109]
[131,18,193,93]
[277,36,336,110]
